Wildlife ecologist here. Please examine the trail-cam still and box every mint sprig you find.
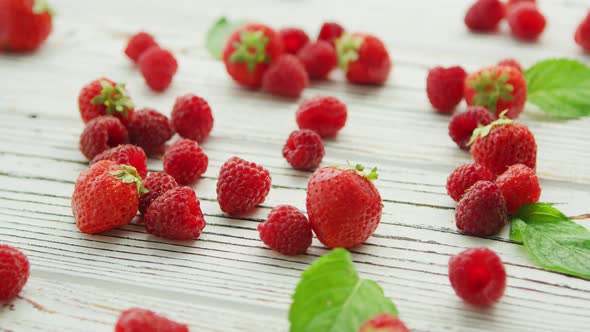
[206,17,246,60]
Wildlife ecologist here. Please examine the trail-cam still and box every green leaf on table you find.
[206,17,245,60]
[289,248,397,332]
[524,58,590,119]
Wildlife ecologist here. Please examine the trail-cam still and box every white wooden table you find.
[1,0,590,331]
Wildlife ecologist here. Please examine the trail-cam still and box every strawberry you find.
[497,58,523,72]
[336,33,392,85]
[222,23,284,88]
[306,164,382,249]
[0,0,53,52]
[464,65,527,119]
[78,78,135,125]
[359,313,410,332]
[575,12,590,53]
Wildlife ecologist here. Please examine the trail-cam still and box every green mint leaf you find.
[289,249,397,332]
[524,58,590,119]
[206,17,245,60]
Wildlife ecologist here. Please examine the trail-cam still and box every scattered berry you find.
[497,58,523,72]
[257,205,312,255]
[262,54,309,98]
[297,40,337,79]
[317,22,345,46]
[448,106,496,150]
[79,116,129,160]
[464,0,505,32]
[448,247,506,306]
[163,139,208,185]
[171,94,214,143]
[115,308,189,332]
[447,163,494,202]
[296,96,347,138]
[91,144,148,179]
[125,32,158,63]
[575,12,590,53]
[0,0,52,52]
[78,78,134,125]
[282,129,325,171]
[336,33,392,85]
[216,157,271,215]
[495,164,541,214]
[279,28,309,54]
[426,66,468,113]
[127,108,174,155]
[0,244,29,301]
[138,46,178,92]
[139,172,178,215]
[359,313,410,332]
[507,3,546,41]
[506,0,536,9]
[456,181,508,236]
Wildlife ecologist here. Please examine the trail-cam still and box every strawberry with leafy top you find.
[336,33,392,85]
[78,78,135,125]
[0,0,53,52]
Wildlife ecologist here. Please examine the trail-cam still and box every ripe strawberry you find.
[115,308,189,332]
[139,172,178,215]
[336,33,392,85]
[144,187,206,240]
[464,0,505,32]
[72,161,146,234]
[359,314,410,332]
[446,163,494,202]
[426,66,468,113]
[470,115,537,175]
[279,28,309,54]
[495,164,541,214]
[262,54,308,98]
[448,106,496,150]
[464,65,527,119]
[497,58,523,72]
[78,78,135,125]
[456,181,508,236]
[0,0,52,52]
[163,139,208,185]
[222,23,284,88]
[216,157,271,215]
[125,32,158,63]
[296,40,337,79]
[317,22,345,46]
[575,12,590,53]
[296,96,347,138]
[306,164,382,249]
[283,129,325,171]
[171,94,214,143]
[127,108,174,155]
[79,116,129,160]
[0,244,30,301]
[257,205,313,255]
[507,3,546,41]
[91,144,148,179]
[138,46,178,92]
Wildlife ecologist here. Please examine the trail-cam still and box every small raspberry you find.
[0,244,30,301]
[138,46,178,92]
[359,313,410,332]
[296,96,347,138]
[447,163,495,202]
[125,32,158,63]
[448,247,506,306]
[79,115,129,160]
[139,172,178,215]
[91,144,148,179]
[318,22,345,46]
[216,157,272,215]
[171,94,214,143]
[448,106,496,150]
[426,66,468,113]
[575,12,590,53]
[262,54,309,98]
[456,181,508,236]
[495,164,541,214]
[507,3,546,41]
[257,205,312,255]
[127,108,174,155]
[115,308,189,332]
[297,40,337,79]
[282,129,325,171]
[464,0,505,32]
[163,139,208,185]
[497,58,523,72]
[279,28,310,54]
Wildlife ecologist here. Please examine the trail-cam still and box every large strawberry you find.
[335,33,392,85]
[72,161,147,234]
[222,23,284,88]
[0,0,53,52]
[306,164,382,248]
[464,65,527,119]
[78,78,135,125]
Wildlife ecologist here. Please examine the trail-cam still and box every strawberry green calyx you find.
[229,30,270,72]
[335,34,364,72]
[91,81,134,118]
[467,111,513,146]
[333,162,379,181]
[110,165,149,195]
[469,69,514,112]
[33,0,55,16]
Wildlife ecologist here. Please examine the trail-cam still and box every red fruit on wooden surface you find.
[78,78,135,125]
[125,32,158,63]
[138,46,178,92]
[126,108,174,155]
[495,164,541,214]
[171,94,214,143]
[297,40,337,79]
[262,54,308,98]
[0,0,53,52]
[163,139,208,185]
[359,313,410,332]
[79,115,129,160]
[507,3,546,41]
[448,106,496,150]
[0,244,30,301]
[296,96,347,138]
[464,0,505,32]
[139,172,178,215]
[455,181,508,236]
[282,129,325,171]
[426,66,468,113]
[575,12,590,53]
[279,28,309,54]
[446,163,495,202]
[317,22,345,46]
[91,144,148,179]
[336,33,392,85]
[115,308,189,332]
[257,205,313,256]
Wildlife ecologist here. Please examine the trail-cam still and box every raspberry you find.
[115,308,189,332]
[127,108,174,156]
[125,32,158,63]
[216,157,272,215]
[446,163,494,202]
[279,28,310,54]
[257,205,312,255]
[448,106,496,150]
[79,116,129,160]
[495,164,541,214]
[359,313,410,332]
[0,244,30,301]
[296,96,347,138]
[426,66,468,113]
[497,58,523,72]
[456,181,508,236]
[448,247,506,306]
[464,0,505,32]
[171,94,214,143]
[317,22,345,46]
[91,144,148,179]
[507,3,546,41]
[575,12,590,53]
[262,54,308,98]
[282,129,324,171]
[163,139,208,185]
[139,172,178,215]
[296,40,337,79]
[138,46,178,92]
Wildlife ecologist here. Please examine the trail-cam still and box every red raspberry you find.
[79,116,129,160]
[262,54,309,98]
[91,144,148,179]
[448,247,506,306]
[296,40,337,79]
[448,106,496,150]
[497,58,523,72]
[127,108,174,156]
[0,0,52,52]
[317,22,345,46]
[359,313,410,332]
[426,66,468,113]
[138,46,178,92]
[575,12,590,53]
[144,187,206,240]
[495,164,541,214]
[282,129,324,171]
[257,205,313,255]
[464,0,505,32]
[125,32,158,63]
[216,157,272,215]
[279,28,309,54]
[139,172,178,215]
[507,3,546,41]
[163,139,208,185]
[115,308,189,332]
[171,94,214,143]
[0,244,30,301]
[456,181,508,236]
[296,96,347,138]
[446,163,494,202]
[78,78,135,125]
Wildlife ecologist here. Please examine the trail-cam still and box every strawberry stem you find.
[467,111,513,146]
[335,34,364,72]
[468,69,514,113]
[110,165,148,195]
[333,162,379,181]
[228,30,270,72]
[33,0,55,16]
[91,80,134,118]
